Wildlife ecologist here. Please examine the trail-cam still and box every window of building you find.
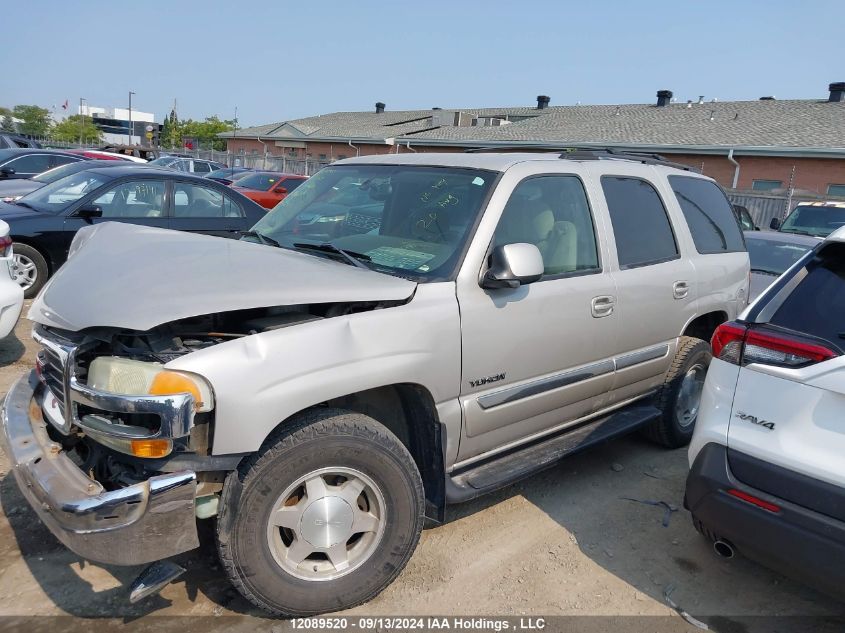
[827,184,845,198]
[601,176,679,268]
[318,154,327,161]
[752,179,783,191]
[668,176,745,253]
[494,175,599,277]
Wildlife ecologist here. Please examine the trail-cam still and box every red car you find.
[231,172,307,209]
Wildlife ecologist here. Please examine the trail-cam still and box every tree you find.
[180,116,234,151]
[160,106,181,149]
[51,115,103,144]
[0,107,13,132]
[12,105,52,137]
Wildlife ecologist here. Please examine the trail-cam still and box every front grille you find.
[38,348,67,414]
[346,212,380,232]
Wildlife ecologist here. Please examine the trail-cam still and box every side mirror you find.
[769,217,781,230]
[274,186,288,194]
[481,243,544,289]
[76,204,103,222]
[0,167,15,179]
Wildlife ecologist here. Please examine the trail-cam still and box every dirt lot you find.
[0,306,842,629]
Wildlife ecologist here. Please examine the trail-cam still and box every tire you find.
[217,408,425,617]
[641,336,712,448]
[12,243,49,299]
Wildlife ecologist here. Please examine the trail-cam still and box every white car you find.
[686,226,845,598]
[0,220,24,337]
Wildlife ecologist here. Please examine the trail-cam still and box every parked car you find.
[0,159,134,202]
[0,134,41,149]
[231,171,308,209]
[0,220,23,337]
[732,203,757,231]
[1,165,265,297]
[770,200,845,237]
[99,145,160,161]
[206,166,252,185]
[149,156,226,174]
[0,148,87,180]
[67,149,147,163]
[686,226,845,599]
[744,230,818,300]
[1,151,749,615]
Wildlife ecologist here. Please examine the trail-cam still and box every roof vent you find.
[759,96,775,100]
[656,90,673,107]
[375,102,386,114]
[698,95,705,104]
[829,82,845,102]
[536,95,550,110]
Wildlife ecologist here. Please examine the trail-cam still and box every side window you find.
[51,155,80,168]
[669,176,745,253]
[6,154,52,174]
[92,180,166,218]
[281,178,304,193]
[601,176,679,268]
[173,182,243,218]
[192,161,211,173]
[493,175,599,276]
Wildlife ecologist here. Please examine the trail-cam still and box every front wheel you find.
[217,408,424,616]
[641,336,712,448]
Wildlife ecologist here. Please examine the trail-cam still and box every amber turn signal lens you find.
[130,439,172,458]
[148,371,203,406]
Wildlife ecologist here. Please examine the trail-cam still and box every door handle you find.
[591,295,615,318]
[673,281,689,300]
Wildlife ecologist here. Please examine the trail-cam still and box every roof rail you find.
[464,145,693,171]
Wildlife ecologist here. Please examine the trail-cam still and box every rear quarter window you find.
[769,242,845,350]
[669,176,745,254]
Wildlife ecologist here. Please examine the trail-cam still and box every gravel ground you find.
[0,306,841,629]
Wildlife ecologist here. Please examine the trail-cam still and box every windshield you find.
[250,164,496,281]
[236,173,282,190]
[208,168,245,180]
[18,171,110,213]
[32,160,96,184]
[746,235,814,276]
[149,156,179,168]
[781,205,845,237]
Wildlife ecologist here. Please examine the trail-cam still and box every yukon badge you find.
[470,373,506,388]
[735,411,775,431]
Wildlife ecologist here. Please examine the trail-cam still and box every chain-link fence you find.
[727,190,845,229]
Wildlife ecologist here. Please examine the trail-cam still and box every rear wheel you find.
[642,336,712,448]
[217,408,424,616]
[12,243,48,299]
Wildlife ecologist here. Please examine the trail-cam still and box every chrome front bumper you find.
[0,372,199,566]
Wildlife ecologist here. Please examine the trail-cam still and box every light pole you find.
[79,97,86,146]
[128,91,135,146]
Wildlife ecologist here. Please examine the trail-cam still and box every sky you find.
[2,0,844,127]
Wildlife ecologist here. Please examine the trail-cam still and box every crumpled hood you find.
[29,222,416,332]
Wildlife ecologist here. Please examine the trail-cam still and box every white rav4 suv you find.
[686,226,845,598]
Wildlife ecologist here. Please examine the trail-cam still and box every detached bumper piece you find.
[0,372,199,566]
[686,443,845,599]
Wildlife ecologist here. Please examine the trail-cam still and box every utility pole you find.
[128,91,135,145]
[79,97,86,146]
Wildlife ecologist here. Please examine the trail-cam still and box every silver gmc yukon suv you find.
[1,150,749,615]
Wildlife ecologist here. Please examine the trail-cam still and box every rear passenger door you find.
[600,174,698,404]
[169,180,248,238]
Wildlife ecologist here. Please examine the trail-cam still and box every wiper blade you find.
[779,229,816,237]
[292,242,372,269]
[240,230,281,248]
[750,268,780,276]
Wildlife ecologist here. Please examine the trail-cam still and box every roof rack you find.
[464,146,693,171]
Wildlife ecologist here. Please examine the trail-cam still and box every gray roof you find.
[222,99,845,155]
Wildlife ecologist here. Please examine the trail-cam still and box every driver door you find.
[456,174,620,461]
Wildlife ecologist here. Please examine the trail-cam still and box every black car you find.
[0,148,87,180]
[0,159,135,202]
[206,167,253,185]
[2,165,266,297]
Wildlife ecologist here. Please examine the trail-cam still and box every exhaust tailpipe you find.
[713,539,735,559]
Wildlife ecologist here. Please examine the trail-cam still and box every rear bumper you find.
[1,372,199,566]
[686,443,845,598]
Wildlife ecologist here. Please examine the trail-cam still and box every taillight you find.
[727,489,780,513]
[711,321,838,368]
[0,235,11,258]
[711,322,747,364]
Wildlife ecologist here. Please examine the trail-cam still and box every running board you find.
[445,404,661,503]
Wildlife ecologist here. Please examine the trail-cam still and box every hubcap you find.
[675,364,707,428]
[12,253,36,290]
[266,467,385,581]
